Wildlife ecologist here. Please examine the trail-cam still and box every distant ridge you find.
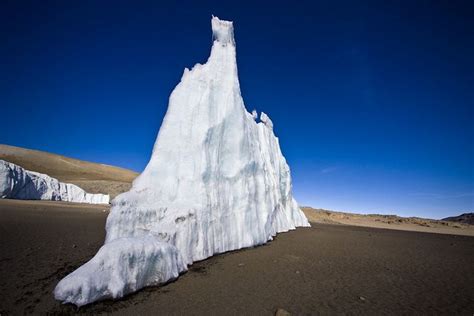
[442,213,474,225]
[302,207,474,236]
[0,144,138,198]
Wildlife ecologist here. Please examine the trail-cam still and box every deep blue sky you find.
[1,1,472,218]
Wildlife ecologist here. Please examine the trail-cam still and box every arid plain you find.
[1,145,473,315]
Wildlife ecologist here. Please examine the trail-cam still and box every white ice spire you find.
[54,16,309,307]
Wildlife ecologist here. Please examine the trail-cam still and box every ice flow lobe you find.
[54,16,309,306]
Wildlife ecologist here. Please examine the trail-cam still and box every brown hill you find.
[0,144,138,198]
[442,213,474,225]
[302,207,474,236]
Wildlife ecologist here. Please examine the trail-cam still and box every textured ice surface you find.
[0,160,109,204]
[55,16,309,306]
[54,236,186,306]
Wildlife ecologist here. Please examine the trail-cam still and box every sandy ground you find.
[0,144,138,198]
[1,199,473,315]
[303,207,474,237]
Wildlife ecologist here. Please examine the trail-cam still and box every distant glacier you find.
[0,159,109,204]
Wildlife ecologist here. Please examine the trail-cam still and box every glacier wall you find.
[0,160,109,204]
[54,16,309,306]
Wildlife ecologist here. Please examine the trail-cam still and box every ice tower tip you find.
[211,16,234,45]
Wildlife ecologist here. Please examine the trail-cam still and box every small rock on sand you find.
[275,308,291,316]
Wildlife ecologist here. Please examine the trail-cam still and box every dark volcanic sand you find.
[1,199,473,315]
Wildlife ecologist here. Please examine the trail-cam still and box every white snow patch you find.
[55,16,309,306]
